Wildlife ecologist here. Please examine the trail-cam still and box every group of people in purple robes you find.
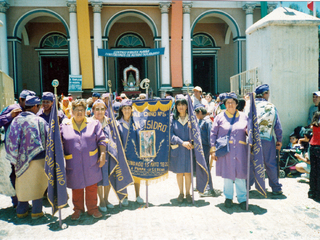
[0,83,285,221]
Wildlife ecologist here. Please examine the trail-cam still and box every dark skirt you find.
[169,145,191,173]
[309,145,320,199]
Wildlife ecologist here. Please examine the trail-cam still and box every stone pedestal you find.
[246,7,320,144]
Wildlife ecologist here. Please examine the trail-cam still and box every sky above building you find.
[280,1,313,13]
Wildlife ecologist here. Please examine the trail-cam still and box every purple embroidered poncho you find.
[5,111,47,177]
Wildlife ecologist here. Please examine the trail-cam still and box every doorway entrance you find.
[193,56,215,94]
[116,57,145,94]
[41,57,69,95]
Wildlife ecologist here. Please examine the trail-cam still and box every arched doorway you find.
[12,9,69,96]
[192,33,219,94]
[38,33,69,95]
[191,10,242,93]
[104,10,159,95]
[114,33,146,95]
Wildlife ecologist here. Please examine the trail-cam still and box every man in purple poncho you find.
[250,84,283,195]
[6,96,48,219]
[37,92,65,124]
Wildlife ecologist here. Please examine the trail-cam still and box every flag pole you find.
[146,81,149,208]
[108,80,122,208]
[186,82,194,204]
[314,2,316,17]
[52,79,63,228]
[245,93,253,211]
[246,140,251,211]
[140,79,150,207]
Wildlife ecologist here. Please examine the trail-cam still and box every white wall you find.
[247,8,320,145]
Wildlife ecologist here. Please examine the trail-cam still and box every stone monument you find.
[246,7,320,144]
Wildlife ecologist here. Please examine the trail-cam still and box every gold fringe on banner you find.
[133,173,169,185]
[132,100,172,113]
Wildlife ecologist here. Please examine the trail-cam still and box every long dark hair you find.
[311,111,320,127]
[206,92,214,101]
[116,105,132,120]
[173,98,188,120]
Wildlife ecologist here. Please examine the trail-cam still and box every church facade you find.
[0,1,277,97]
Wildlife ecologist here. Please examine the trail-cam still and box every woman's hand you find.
[210,152,217,161]
[182,141,192,150]
[98,152,106,167]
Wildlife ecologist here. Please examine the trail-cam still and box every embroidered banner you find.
[125,99,172,182]
[256,100,276,141]
[107,97,134,201]
[45,98,68,215]
[98,48,165,58]
[186,94,209,194]
[248,93,266,197]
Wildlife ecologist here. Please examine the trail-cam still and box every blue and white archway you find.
[191,10,244,76]
[103,10,160,94]
[12,9,69,95]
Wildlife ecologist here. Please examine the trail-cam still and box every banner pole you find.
[52,79,62,227]
[52,79,59,109]
[146,180,149,208]
[186,83,194,204]
[108,80,122,208]
[59,209,62,228]
[246,93,252,211]
[140,78,150,99]
[246,143,250,211]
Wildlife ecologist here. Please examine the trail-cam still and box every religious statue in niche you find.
[122,65,140,91]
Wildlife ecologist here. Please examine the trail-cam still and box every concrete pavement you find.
[0,159,320,239]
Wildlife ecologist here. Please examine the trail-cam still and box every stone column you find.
[182,2,192,86]
[159,2,171,88]
[92,1,104,90]
[0,1,9,75]
[242,3,256,70]
[67,1,80,76]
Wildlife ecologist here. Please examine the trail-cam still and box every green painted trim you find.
[191,10,240,38]
[104,10,158,38]
[13,9,69,37]
[261,2,268,18]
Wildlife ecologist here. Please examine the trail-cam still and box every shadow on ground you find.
[0,206,57,226]
[48,212,111,231]
[249,190,287,200]
[158,198,210,207]
[215,203,267,215]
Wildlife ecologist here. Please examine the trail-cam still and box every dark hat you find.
[120,99,132,107]
[113,102,121,111]
[42,92,54,101]
[92,92,101,98]
[194,104,205,110]
[25,96,41,106]
[223,93,238,104]
[218,93,227,102]
[20,90,36,99]
[255,84,269,94]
